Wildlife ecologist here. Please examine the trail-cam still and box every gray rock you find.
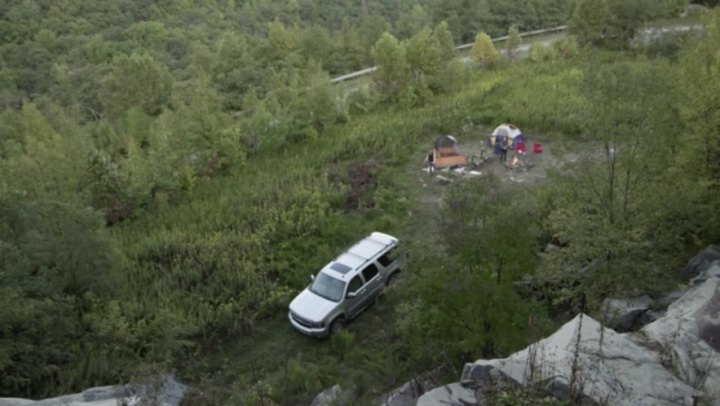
[601,295,653,332]
[641,277,720,404]
[461,363,493,385]
[0,375,186,406]
[376,371,443,406]
[310,385,346,406]
[679,245,720,280]
[656,290,685,308]
[460,363,518,388]
[542,376,570,401]
[464,314,699,405]
[416,383,475,406]
[545,243,560,253]
[540,376,597,405]
[375,380,422,406]
[691,263,720,286]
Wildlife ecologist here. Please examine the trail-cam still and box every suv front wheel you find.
[329,317,346,336]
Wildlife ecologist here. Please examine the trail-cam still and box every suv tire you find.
[386,271,400,286]
[329,317,346,335]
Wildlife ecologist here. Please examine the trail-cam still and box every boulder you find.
[0,375,186,406]
[376,378,431,406]
[691,263,720,286]
[679,245,720,280]
[656,290,685,308]
[641,276,720,403]
[463,314,698,405]
[601,295,653,332]
[310,385,346,406]
[415,383,475,406]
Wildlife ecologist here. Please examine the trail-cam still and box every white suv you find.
[288,232,401,337]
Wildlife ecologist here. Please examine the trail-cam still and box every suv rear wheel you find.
[386,271,400,286]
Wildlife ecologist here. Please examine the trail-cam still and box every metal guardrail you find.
[330,25,567,83]
[329,66,378,83]
[456,25,567,50]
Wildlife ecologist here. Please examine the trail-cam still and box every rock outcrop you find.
[641,270,720,402]
[310,385,347,406]
[0,375,186,406]
[416,273,720,406]
[415,383,475,406]
[460,313,699,405]
[679,245,720,280]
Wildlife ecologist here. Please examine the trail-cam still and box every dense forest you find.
[1,0,719,404]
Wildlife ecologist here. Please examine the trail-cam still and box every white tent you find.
[492,124,524,140]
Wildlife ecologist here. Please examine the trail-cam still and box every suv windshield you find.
[309,272,346,302]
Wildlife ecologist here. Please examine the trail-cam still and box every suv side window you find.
[377,248,396,267]
[347,275,363,294]
[362,264,379,282]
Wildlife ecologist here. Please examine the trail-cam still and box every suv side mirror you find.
[346,292,357,299]
[310,274,315,281]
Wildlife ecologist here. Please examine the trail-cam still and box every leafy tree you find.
[470,32,501,68]
[100,53,174,120]
[488,0,530,34]
[528,43,559,62]
[263,19,300,66]
[395,5,431,39]
[530,0,573,29]
[371,32,409,103]
[569,0,609,46]
[329,18,367,73]
[124,21,169,52]
[1,41,54,100]
[429,0,492,42]
[212,32,261,109]
[506,24,521,61]
[604,0,652,49]
[0,103,91,204]
[397,250,540,365]
[443,175,540,285]
[571,0,667,49]
[299,25,333,68]
[538,60,682,307]
[359,15,391,50]
[302,67,340,131]
[676,10,720,181]
[432,21,456,61]
[157,78,244,180]
[0,1,43,44]
[0,193,122,396]
[659,0,689,17]
[405,28,443,96]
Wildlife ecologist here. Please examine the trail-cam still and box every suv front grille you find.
[291,312,322,328]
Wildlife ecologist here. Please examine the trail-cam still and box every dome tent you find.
[492,124,526,155]
[492,124,524,141]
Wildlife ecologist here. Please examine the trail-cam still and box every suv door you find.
[345,275,365,318]
[361,263,383,300]
[377,248,401,280]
